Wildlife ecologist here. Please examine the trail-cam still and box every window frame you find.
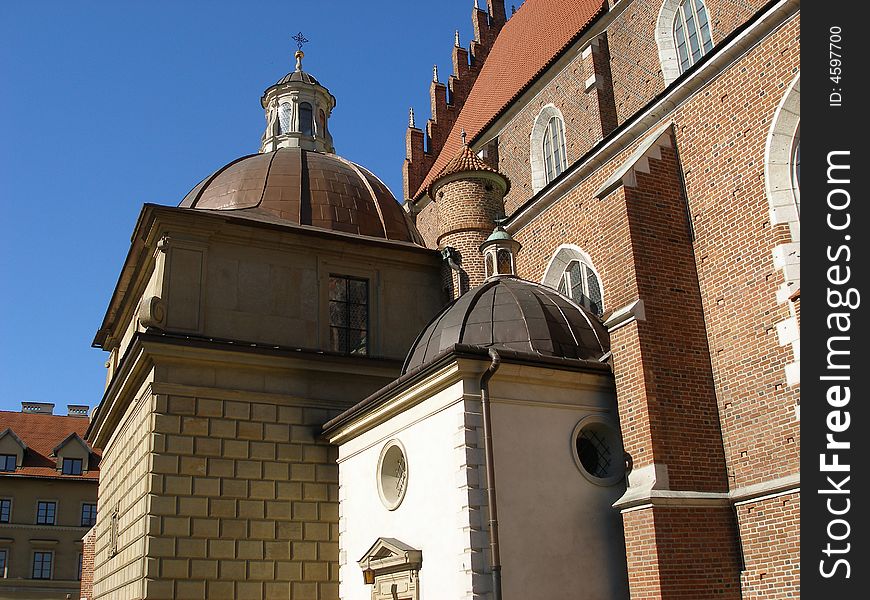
[542,116,568,184]
[0,548,7,578]
[557,259,604,316]
[0,454,15,472]
[81,503,97,528]
[36,500,57,526]
[0,498,11,523]
[672,0,713,74]
[62,457,84,476]
[31,550,53,580]
[328,274,370,356]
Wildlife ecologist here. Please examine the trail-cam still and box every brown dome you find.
[180,148,423,244]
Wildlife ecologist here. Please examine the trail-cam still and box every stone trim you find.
[594,123,673,198]
[603,299,646,333]
[765,73,801,388]
[731,473,800,504]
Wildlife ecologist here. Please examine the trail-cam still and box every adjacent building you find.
[0,403,99,600]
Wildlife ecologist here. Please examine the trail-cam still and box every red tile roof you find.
[428,143,509,197]
[416,0,607,199]
[0,411,100,480]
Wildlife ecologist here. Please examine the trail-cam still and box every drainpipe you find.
[479,348,502,600]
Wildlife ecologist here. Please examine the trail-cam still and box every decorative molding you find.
[603,299,646,333]
[594,122,673,199]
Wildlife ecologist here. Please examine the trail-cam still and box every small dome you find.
[402,276,609,374]
[275,70,321,86]
[180,148,422,244]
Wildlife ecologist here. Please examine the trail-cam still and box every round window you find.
[377,440,408,510]
[571,417,624,486]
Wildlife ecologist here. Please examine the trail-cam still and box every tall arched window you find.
[530,105,569,193]
[542,245,605,317]
[656,0,714,85]
[299,102,313,137]
[673,0,713,73]
[543,116,568,184]
[278,102,292,135]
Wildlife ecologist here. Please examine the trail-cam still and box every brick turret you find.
[403,1,507,200]
[429,139,510,299]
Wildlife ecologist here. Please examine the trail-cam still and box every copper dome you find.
[180,148,422,244]
[402,276,609,374]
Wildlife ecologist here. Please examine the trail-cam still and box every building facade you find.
[0,403,99,600]
[83,0,799,598]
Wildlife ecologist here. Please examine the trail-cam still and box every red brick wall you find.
[623,505,743,599]
[81,526,96,600]
[435,177,506,296]
[736,492,800,598]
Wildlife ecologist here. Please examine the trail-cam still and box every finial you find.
[433,64,439,83]
[511,5,516,15]
[461,129,467,145]
[292,31,309,51]
[292,32,309,72]
[455,30,461,46]
[409,107,416,128]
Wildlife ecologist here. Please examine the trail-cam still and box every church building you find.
[83,1,800,599]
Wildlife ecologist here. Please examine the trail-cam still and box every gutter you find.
[479,348,503,600]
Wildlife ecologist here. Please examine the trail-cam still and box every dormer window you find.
[0,455,15,471]
[62,457,83,475]
[299,102,313,136]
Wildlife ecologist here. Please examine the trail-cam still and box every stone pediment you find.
[358,537,423,574]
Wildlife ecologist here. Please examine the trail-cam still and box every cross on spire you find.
[292,31,309,51]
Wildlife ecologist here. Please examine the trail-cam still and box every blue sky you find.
[0,1,487,413]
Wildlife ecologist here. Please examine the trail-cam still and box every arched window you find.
[542,245,605,317]
[557,259,603,316]
[530,105,569,193]
[278,102,292,135]
[543,117,568,184]
[673,0,713,73]
[656,0,714,85]
[299,102,313,137]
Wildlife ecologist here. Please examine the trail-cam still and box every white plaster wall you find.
[489,398,630,599]
[337,381,471,600]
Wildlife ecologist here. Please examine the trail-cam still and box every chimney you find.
[67,405,90,418]
[21,402,54,415]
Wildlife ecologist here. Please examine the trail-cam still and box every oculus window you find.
[377,440,408,510]
[329,275,368,355]
[571,417,625,486]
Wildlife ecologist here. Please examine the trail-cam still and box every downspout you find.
[479,348,502,600]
